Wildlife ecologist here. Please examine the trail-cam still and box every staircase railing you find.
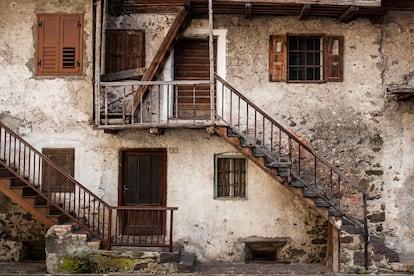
[215,74,369,267]
[0,121,177,250]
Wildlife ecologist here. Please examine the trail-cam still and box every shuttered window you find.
[36,14,83,76]
[105,30,145,73]
[215,155,247,199]
[269,34,343,82]
[42,148,75,192]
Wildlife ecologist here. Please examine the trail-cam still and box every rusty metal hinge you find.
[77,21,81,28]
[38,21,43,28]
[38,60,42,67]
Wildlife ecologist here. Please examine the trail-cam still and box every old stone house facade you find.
[0,0,413,273]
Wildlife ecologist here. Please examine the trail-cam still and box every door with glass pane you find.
[120,149,167,235]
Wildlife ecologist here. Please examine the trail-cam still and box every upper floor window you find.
[269,34,343,83]
[36,14,83,76]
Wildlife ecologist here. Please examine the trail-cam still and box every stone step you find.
[178,252,196,273]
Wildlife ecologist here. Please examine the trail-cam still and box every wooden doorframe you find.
[118,148,168,235]
[118,148,167,207]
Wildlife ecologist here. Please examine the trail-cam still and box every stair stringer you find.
[0,177,56,227]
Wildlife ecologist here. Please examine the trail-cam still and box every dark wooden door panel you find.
[174,38,216,119]
[120,149,166,235]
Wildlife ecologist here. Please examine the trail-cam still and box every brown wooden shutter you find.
[60,14,82,74]
[324,35,343,82]
[37,15,60,74]
[269,35,287,82]
[37,14,82,76]
[105,30,145,74]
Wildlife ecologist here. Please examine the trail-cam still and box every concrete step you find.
[178,252,196,273]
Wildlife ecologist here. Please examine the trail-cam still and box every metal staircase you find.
[214,74,369,269]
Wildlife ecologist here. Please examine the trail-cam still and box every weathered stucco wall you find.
[0,0,327,263]
[381,11,414,256]
[0,0,414,268]
[213,12,414,259]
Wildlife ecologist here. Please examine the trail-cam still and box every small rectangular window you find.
[288,36,322,81]
[215,155,247,199]
[269,34,343,83]
[36,14,83,76]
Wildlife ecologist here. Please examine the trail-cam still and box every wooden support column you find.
[245,3,253,19]
[327,221,340,272]
[338,5,359,22]
[94,0,103,125]
[209,0,215,122]
[299,4,311,20]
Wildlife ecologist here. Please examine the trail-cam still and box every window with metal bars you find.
[288,36,322,81]
[215,155,247,198]
[269,34,343,83]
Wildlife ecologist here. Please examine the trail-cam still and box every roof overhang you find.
[107,0,413,21]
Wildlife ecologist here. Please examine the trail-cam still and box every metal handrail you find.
[0,121,177,250]
[215,73,369,268]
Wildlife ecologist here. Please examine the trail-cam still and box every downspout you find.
[209,0,215,123]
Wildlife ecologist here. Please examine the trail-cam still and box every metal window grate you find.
[288,36,322,81]
[216,156,246,198]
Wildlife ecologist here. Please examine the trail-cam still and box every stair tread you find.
[303,188,318,198]
[314,198,330,207]
[290,179,305,188]
[266,161,291,168]
[328,207,343,217]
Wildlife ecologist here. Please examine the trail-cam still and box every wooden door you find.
[174,38,216,119]
[120,149,167,235]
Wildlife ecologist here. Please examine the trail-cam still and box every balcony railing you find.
[97,80,215,128]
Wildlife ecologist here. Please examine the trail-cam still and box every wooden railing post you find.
[169,209,174,252]
[107,207,113,250]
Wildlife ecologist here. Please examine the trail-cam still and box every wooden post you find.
[208,0,215,122]
[94,0,103,125]
[327,221,340,272]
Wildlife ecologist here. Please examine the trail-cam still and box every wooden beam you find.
[299,4,311,20]
[382,0,414,10]
[338,5,359,22]
[387,85,414,100]
[101,67,146,81]
[130,7,190,113]
[211,0,381,7]
[245,2,253,19]
[94,0,103,125]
